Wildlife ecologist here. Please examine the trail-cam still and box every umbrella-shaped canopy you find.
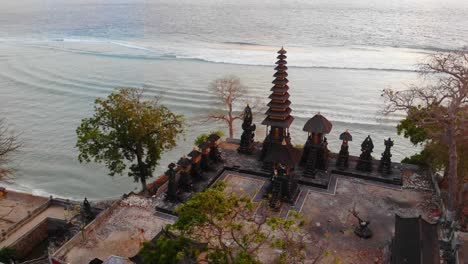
[207,133,220,142]
[263,141,301,167]
[302,113,333,134]
[177,157,191,167]
[339,130,352,141]
[198,141,210,149]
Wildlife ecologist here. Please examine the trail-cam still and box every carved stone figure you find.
[378,138,394,175]
[336,130,352,169]
[82,197,93,222]
[177,157,192,192]
[351,209,373,239]
[165,163,178,201]
[356,135,374,172]
[238,105,256,154]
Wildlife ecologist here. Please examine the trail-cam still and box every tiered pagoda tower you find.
[260,47,294,163]
[260,47,300,207]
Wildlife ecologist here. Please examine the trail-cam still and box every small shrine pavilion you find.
[300,113,332,177]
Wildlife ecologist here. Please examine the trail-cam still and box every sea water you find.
[0,0,466,199]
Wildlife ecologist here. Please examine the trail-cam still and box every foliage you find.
[139,230,204,264]
[0,247,19,263]
[382,48,467,218]
[0,119,21,178]
[76,88,185,192]
[194,130,225,146]
[397,107,467,176]
[396,107,429,145]
[194,133,209,146]
[141,182,310,263]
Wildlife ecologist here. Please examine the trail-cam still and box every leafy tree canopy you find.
[140,182,311,263]
[76,88,185,192]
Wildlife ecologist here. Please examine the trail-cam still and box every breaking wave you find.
[0,37,435,72]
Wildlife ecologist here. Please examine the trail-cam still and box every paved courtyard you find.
[216,169,438,263]
[0,191,48,232]
[58,195,173,264]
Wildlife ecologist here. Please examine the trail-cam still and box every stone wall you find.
[51,199,121,261]
[0,199,51,242]
[10,218,48,258]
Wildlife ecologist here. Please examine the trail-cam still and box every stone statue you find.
[238,105,256,154]
[336,130,352,169]
[179,170,192,192]
[350,208,372,239]
[166,163,178,202]
[356,135,374,172]
[378,138,394,174]
[82,197,94,223]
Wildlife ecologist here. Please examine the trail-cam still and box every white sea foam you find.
[4,37,430,72]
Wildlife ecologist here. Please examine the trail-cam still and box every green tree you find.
[139,230,204,264]
[140,182,311,263]
[0,247,19,263]
[76,88,184,193]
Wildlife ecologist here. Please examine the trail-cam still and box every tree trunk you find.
[136,145,148,194]
[228,103,234,138]
[140,175,147,194]
[447,125,459,220]
[228,120,234,138]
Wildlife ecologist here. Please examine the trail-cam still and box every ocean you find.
[0,0,466,200]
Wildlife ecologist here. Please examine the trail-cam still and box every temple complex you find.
[47,47,448,264]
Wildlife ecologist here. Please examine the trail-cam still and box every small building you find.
[391,214,439,264]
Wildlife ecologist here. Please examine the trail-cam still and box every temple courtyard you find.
[214,168,438,263]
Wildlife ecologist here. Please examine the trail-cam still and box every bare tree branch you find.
[202,75,262,138]
[0,118,21,178]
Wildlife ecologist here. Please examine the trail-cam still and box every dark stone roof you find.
[272,78,289,85]
[187,149,201,158]
[277,47,287,54]
[261,115,294,128]
[302,113,332,134]
[263,141,300,167]
[265,108,292,117]
[198,141,210,149]
[276,54,287,60]
[275,59,287,65]
[268,93,290,101]
[267,100,291,109]
[274,65,288,71]
[270,85,289,92]
[273,71,288,78]
[207,133,220,142]
[391,215,439,264]
[177,157,191,167]
[339,130,352,141]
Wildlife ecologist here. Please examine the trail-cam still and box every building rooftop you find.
[54,195,173,263]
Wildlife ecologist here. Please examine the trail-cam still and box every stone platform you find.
[154,141,405,217]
